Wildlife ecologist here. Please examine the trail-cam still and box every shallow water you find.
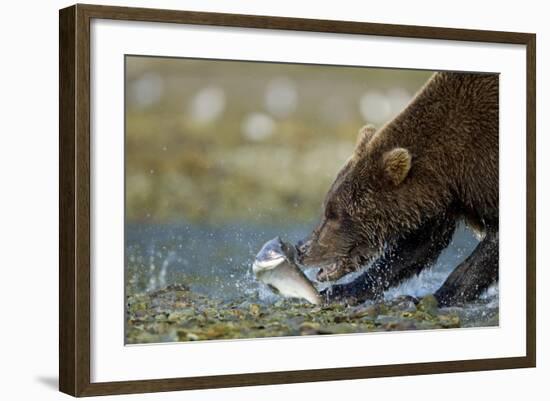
[125,221,498,343]
[125,221,311,300]
[126,221,497,303]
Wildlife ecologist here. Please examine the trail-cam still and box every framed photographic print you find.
[59,4,536,397]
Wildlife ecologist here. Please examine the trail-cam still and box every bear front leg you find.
[322,213,457,304]
[434,229,498,306]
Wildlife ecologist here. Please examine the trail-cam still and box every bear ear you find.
[382,148,411,185]
[354,124,377,158]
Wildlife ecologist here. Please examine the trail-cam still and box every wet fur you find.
[299,72,499,306]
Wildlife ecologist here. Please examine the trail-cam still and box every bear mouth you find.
[297,240,377,282]
[316,258,359,282]
[314,247,379,282]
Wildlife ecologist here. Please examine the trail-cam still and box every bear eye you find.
[325,202,339,220]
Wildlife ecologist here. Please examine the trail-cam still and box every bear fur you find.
[298,72,499,306]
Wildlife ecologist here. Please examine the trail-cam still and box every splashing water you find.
[126,221,498,309]
[126,221,311,301]
[384,223,479,299]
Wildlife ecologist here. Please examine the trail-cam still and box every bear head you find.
[298,124,424,281]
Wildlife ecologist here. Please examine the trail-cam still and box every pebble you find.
[417,295,439,315]
[124,286,500,344]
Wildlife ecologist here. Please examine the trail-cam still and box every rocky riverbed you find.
[126,284,499,344]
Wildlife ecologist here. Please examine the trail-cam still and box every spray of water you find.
[127,221,498,312]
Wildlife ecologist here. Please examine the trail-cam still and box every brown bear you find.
[298,71,499,306]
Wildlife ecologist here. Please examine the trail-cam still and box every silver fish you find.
[252,237,322,305]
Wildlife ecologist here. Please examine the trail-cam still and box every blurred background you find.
[126,57,433,223]
[125,56,441,299]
